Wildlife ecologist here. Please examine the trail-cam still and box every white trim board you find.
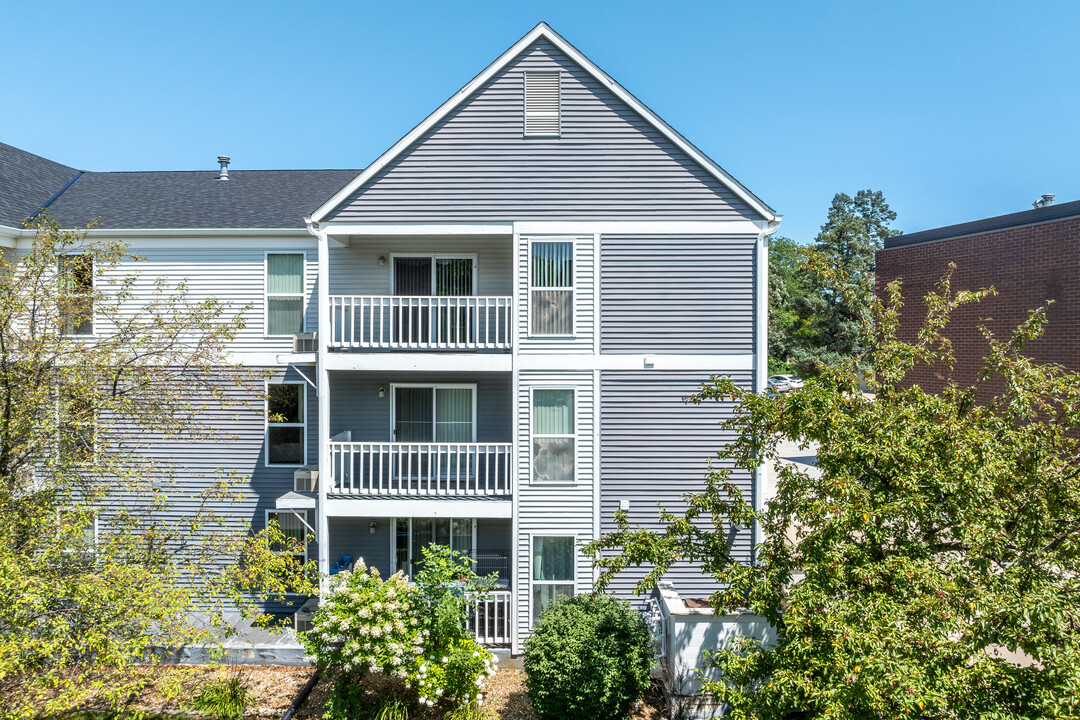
[324,498,513,519]
[323,352,512,373]
[310,22,778,224]
[515,353,755,371]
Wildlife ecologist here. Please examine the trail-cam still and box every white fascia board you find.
[323,352,512,373]
[311,22,777,224]
[324,498,513,519]
[322,223,513,237]
[514,220,765,235]
[0,225,19,246]
[516,353,754,372]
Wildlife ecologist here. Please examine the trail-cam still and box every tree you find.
[589,260,1080,719]
[768,236,812,374]
[774,190,901,376]
[0,217,315,717]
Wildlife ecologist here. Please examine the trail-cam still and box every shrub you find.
[410,546,498,709]
[524,593,653,720]
[300,560,425,679]
[189,668,253,720]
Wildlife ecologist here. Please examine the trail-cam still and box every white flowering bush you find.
[412,637,497,709]
[300,560,425,679]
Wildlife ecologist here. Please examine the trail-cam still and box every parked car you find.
[777,374,803,390]
[767,375,793,393]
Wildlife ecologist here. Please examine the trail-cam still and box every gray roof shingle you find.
[0,142,81,228]
[1,142,360,230]
[45,169,361,229]
[883,199,1080,250]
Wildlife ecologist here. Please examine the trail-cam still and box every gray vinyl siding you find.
[600,234,757,354]
[599,370,752,601]
[327,236,513,297]
[99,243,318,354]
[517,235,595,354]
[98,366,318,611]
[328,371,512,442]
[327,39,760,223]
[515,370,596,642]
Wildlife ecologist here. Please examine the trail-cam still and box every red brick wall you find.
[875,216,1080,395]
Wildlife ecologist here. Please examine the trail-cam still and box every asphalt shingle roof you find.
[883,199,1080,250]
[1,142,361,230]
[0,142,81,228]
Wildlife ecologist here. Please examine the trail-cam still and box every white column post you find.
[317,226,332,594]
[752,221,779,561]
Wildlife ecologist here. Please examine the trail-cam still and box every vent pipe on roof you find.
[217,155,230,181]
[1033,193,1055,209]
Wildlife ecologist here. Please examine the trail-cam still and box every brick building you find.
[875,199,1080,393]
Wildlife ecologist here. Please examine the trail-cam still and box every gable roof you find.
[0,142,81,228]
[312,22,778,224]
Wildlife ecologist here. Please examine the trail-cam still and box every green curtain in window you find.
[533,389,573,434]
[267,254,303,294]
[533,536,574,581]
[436,388,473,442]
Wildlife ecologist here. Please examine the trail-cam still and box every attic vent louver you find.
[524,72,560,136]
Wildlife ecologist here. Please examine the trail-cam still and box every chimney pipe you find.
[217,155,230,181]
[1033,193,1055,209]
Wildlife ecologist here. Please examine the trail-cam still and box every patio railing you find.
[328,442,513,496]
[329,295,513,351]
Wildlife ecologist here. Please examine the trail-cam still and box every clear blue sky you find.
[4,0,1078,243]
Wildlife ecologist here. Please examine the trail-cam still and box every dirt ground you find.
[299,668,667,720]
[58,663,667,718]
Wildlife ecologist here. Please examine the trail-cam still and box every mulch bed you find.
[15,663,668,719]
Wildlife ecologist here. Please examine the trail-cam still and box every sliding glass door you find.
[395,517,476,578]
[393,385,475,485]
[393,256,475,344]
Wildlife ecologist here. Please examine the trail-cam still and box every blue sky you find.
[4,1,1078,243]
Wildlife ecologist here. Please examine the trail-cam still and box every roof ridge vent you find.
[1033,193,1054,209]
[218,155,230,181]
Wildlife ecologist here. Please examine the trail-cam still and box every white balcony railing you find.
[329,296,512,350]
[467,590,512,646]
[329,442,513,496]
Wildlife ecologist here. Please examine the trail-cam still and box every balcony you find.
[329,442,513,496]
[329,296,513,351]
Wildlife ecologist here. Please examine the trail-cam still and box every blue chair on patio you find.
[329,555,353,575]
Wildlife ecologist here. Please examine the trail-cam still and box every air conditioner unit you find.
[293,465,318,493]
[293,332,317,353]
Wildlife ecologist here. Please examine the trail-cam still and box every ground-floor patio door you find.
[394,517,476,578]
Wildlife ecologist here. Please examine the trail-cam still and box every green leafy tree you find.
[778,190,901,376]
[768,236,812,374]
[0,217,315,717]
[589,260,1080,719]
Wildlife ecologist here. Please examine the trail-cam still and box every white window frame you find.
[390,517,479,579]
[523,71,561,137]
[529,533,577,626]
[529,386,577,484]
[265,509,310,565]
[527,238,576,338]
[389,383,478,442]
[265,380,307,467]
[59,252,95,337]
[264,251,307,337]
[389,253,479,296]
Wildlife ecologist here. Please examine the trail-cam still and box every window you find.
[530,241,573,335]
[267,510,310,585]
[532,536,574,623]
[393,385,475,442]
[266,253,305,336]
[59,509,97,559]
[394,517,475,578]
[59,254,93,335]
[267,382,305,465]
[532,389,575,483]
[392,255,475,344]
[59,391,95,460]
[524,72,560,136]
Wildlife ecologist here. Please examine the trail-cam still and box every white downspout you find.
[752,216,781,562]
[307,217,332,596]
